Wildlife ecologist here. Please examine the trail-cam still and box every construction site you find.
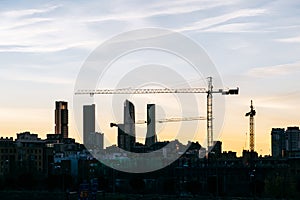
[76,77,240,153]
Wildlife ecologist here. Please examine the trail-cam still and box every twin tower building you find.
[115,100,157,152]
[83,100,157,151]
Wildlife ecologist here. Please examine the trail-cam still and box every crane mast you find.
[245,100,256,152]
[207,77,213,149]
[75,77,239,150]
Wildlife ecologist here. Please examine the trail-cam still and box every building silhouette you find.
[286,126,300,157]
[210,141,222,158]
[271,126,300,158]
[271,128,286,158]
[117,124,126,150]
[124,100,136,139]
[83,104,95,148]
[55,101,68,139]
[145,104,157,147]
[88,132,104,150]
[0,132,45,176]
[117,100,136,151]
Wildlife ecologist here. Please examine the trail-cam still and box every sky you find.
[1,0,300,156]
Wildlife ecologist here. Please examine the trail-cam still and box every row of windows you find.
[0,160,43,166]
[0,167,43,173]
[0,155,43,160]
[0,148,42,154]
[0,149,16,153]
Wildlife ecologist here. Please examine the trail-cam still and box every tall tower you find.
[286,127,300,152]
[145,104,157,147]
[245,100,256,152]
[55,101,68,139]
[207,77,213,150]
[122,100,136,151]
[83,104,95,147]
[271,128,286,158]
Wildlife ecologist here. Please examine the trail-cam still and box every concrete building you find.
[55,101,68,138]
[0,137,15,176]
[145,104,157,147]
[0,132,45,176]
[117,124,133,151]
[83,104,95,148]
[271,128,286,158]
[286,127,300,151]
[87,132,104,150]
[123,100,136,139]
[117,100,136,151]
[286,127,300,158]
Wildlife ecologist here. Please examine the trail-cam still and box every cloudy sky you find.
[1,0,300,155]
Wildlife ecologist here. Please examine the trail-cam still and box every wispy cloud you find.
[276,35,300,43]
[1,5,60,18]
[0,0,239,53]
[177,8,267,32]
[0,4,100,53]
[200,22,262,33]
[247,61,300,78]
[0,67,74,85]
[1,73,73,85]
[82,0,236,23]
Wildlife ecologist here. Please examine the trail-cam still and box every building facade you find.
[271,128,286,158]
[0,132,45,177]
[286,127,300,157]
[145,104,157,147]
[271,127,300,158]
[117,100,136,151]
[83,104,95,148]
[55,101,69,139]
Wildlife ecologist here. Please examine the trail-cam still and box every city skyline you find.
[0,98,299,157]
[1,1,300,156]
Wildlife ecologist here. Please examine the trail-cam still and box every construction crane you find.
[245,100,256,152]
[75,77,239,149]
[110,120,146,128]
[110,116,206,126]
[157,116,206,123]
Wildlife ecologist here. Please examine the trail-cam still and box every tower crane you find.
[75,77,239,149]
[245,100,256,152]
[157,116,206,123]
[110,116,206,126]
[110,120,147,128]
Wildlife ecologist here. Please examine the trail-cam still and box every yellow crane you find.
[75,77,239,149]
[245,100,256,152]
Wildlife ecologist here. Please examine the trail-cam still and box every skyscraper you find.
[83,104,95,147]
[117,100,136,151]
[145,104,157,147]
[55,101,68,139]
[271,127,300,158]
[117,124,127,150]
[124,99,135,138]
[286,127,300,152]
[271,128,286,158]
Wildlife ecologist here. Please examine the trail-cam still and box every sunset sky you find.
[1,0,300,156]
